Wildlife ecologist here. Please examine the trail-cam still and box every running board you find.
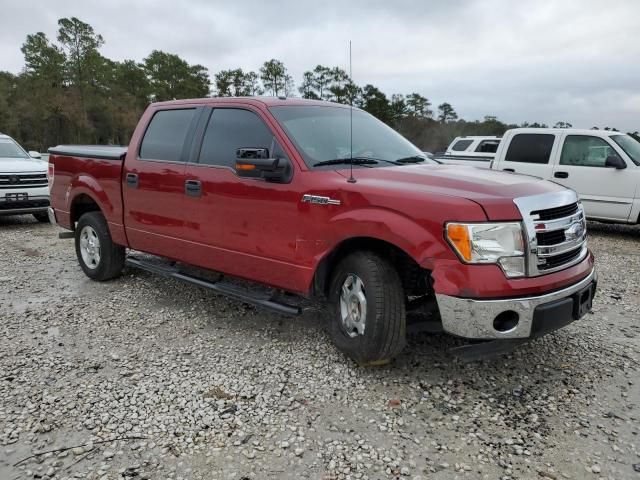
[125,256,302,316]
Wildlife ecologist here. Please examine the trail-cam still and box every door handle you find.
[503,168,515,172]
[185,179,202,197]
[554,171,569,179]
[125,173,138,188]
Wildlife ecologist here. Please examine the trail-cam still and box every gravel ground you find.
[0,216,638,480]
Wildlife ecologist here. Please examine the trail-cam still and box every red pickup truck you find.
[48,97,596,363]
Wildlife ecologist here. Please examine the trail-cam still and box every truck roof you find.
[455,136,501,140]
[507,127,626,137]
[150,96,353,109]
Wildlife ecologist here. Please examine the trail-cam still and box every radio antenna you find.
[347,40,356,183]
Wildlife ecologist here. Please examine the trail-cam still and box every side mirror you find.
[604,155,626,169]
[29,150,42,159]
[235,148,292,183]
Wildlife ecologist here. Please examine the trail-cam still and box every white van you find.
[491,128,640,224]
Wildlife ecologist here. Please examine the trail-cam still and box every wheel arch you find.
[311,236,432,298]
[70,193,103,229]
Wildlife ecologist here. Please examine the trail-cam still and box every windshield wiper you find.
[313,157,379,167]
[394,155,426,164]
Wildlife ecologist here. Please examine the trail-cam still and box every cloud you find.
[0,0,638,130]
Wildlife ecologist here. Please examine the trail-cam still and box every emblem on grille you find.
[301,194,341,206]
[565,221,585,241]
[10,175,19,184]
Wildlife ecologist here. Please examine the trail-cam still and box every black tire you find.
[75,211,125,281]
[33,212,50,223]
[328,251,406,364]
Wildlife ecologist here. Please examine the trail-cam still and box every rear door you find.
[551,133,635,221]
[495,132,558,178]
[123,106,202,258]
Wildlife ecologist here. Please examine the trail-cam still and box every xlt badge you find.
[301,194,341,206]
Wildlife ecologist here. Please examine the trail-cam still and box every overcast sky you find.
[1,0,639,131]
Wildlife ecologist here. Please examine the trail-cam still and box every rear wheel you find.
[75,211,125,281]
[328,251,406,364]
[33,212,50,223]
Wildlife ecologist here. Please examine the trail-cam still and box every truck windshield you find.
[270,105,425,169]
[0,138,29,159]
[611,134,640,166]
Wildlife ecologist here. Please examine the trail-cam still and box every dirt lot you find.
[0,216,638,480]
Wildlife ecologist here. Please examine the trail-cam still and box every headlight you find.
[446,222,526,278]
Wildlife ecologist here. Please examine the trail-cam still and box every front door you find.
[551,134,635,221]
[181,106,309,292]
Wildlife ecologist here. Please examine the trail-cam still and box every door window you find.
[505,134,555,164]
[139,109,197,162]
[560,135,622,167]
[199,109,276,167]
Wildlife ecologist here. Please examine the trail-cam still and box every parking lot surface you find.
[0,217,638,480]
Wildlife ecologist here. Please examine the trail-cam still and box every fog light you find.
[493,310,519,332]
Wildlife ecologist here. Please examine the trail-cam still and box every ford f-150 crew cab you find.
[48,97,597,364]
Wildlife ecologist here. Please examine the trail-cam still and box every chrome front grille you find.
[0,173,48,189]
[514,190,588,277]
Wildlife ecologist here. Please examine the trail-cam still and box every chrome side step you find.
[125,256,302,316]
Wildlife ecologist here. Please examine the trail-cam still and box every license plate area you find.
[6,192,28,202]
[572,284,594,319]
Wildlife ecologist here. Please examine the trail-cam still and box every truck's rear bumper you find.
[48,206,57,225]
[436,268,597,339]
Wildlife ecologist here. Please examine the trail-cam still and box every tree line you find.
[0,17,637,152]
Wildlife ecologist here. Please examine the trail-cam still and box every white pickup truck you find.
[435,136,500,167]
[491,128,640,224]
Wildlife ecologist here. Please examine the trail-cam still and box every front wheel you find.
[328,251,406,365]
[75,211,125,281]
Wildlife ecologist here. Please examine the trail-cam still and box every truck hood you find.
[0,157,47,173]
[337,164,568,220]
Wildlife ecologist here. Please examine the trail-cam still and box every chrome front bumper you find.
[435,268,597,339]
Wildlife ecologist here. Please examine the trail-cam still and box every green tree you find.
[298,71,318,99]
[437,102,458,123]
[215,68,264,97]
[359,84,392,124]
[405,93,432,119]
[20,32,66,86]
[553,121,572,128]
[113,60,150,108]
[390,94,408,122]
[143,50,210,101]
[260,59,292,97]
[57,17,104,87]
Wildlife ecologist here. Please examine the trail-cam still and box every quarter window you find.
[475,140,500,153]
[505,134,555,164]
[139,109,196,162]
[199,109,276,168]
[451,139,473,151]
[560,135,621,167]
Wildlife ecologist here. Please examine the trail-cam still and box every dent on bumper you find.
[435,268,597,339]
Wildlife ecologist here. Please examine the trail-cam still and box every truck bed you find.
[48,145,128,245]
